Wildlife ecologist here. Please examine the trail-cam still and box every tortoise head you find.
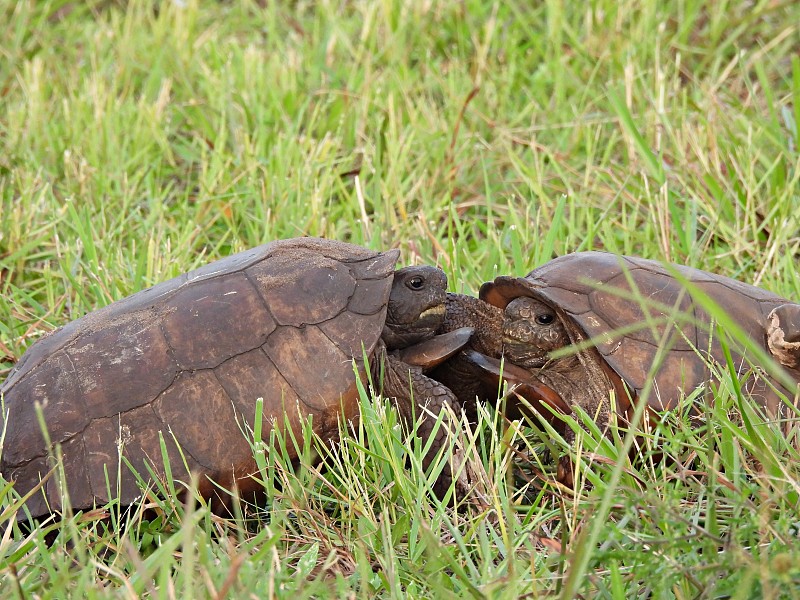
[382,265,447,350]
[480,276,570,368]
[502,296,570,368]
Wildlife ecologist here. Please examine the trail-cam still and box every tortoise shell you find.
[1,238,400,517]
[480,251,800,415]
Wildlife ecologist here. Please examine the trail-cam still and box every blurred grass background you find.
[1,0,799,597]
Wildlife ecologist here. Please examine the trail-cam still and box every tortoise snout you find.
[503,321,563,346]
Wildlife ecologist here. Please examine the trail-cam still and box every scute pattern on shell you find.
[1,238,399,517]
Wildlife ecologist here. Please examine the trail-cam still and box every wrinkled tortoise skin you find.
[1,238,409,517]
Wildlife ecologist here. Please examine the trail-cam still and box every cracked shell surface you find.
[480,251,800,414]
[1,238,399,517]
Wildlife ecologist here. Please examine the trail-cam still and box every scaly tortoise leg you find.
[462,349,580,487]
[429,293,505,418]
[382,351,472,499]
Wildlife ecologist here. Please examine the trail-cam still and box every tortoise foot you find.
[768,304,800,369]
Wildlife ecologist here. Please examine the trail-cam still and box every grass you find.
[1,0,799,596]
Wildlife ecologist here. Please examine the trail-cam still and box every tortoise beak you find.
[419,303,446,321]
[500,337,549,368]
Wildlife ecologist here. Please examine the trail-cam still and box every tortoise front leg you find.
[463,349,621,489]
[381,352,472,500]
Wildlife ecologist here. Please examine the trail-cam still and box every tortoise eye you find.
[407,276,425,290]
[535,313,555,325]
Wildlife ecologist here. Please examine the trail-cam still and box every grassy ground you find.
[1,0,799,597]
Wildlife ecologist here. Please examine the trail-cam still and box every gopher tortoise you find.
[467,252,800,485]
[1,238,473,518]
